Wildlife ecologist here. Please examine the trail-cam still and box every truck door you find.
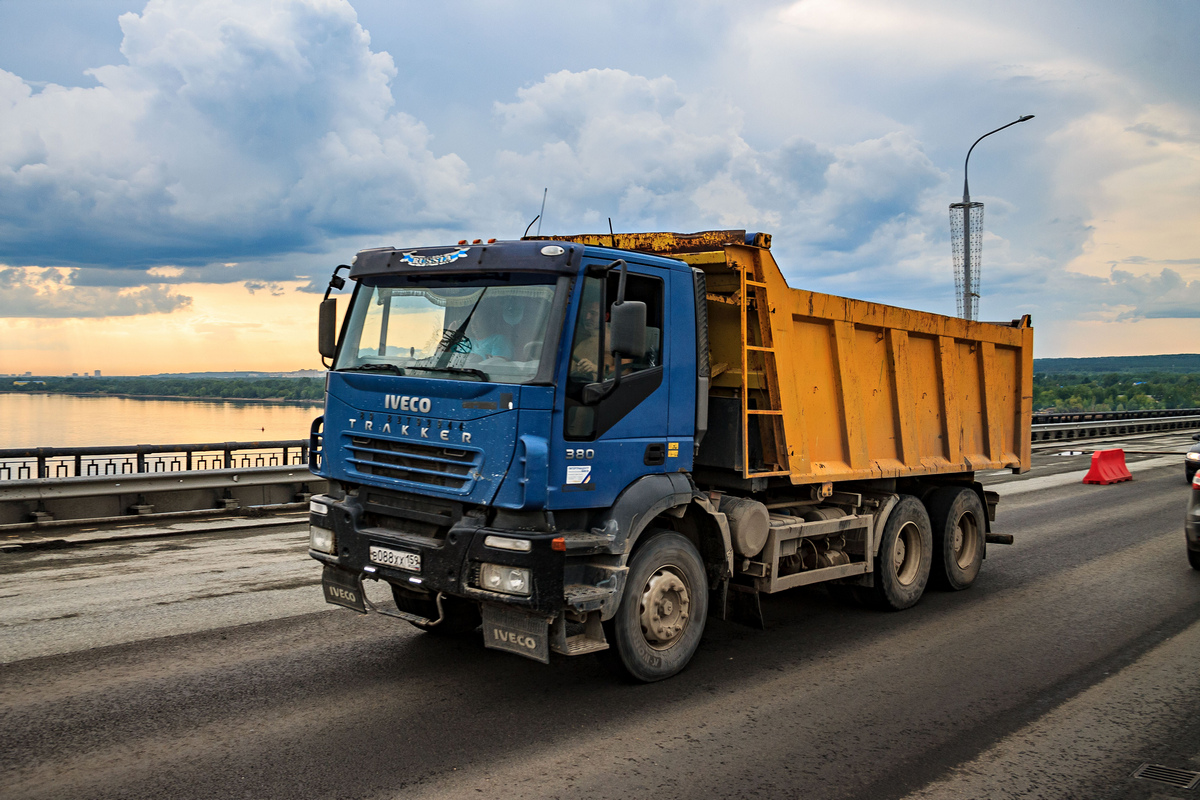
[550,262,670,509]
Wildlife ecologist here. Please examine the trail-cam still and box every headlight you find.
[480,563,531,596]
[1187,453,1200,462]
[310,525,336,554]
[310,499,330,514]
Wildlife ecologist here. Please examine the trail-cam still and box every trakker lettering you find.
[346,414,472,444]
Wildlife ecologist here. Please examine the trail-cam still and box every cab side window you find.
[564,269,664,440]
[567,273,663,386]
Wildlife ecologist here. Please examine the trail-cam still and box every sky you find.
[0,0,1197,375]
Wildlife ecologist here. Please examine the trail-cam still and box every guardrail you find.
[1032,408,1200,425]
[1030,411,1200,442]
[0,440,319,529]
[0,440,308,481]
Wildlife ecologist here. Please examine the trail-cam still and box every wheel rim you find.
[639,566,692,650]
[893,521,923,585]
[953,512,980,569]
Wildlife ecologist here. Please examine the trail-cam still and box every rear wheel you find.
[866,495,932,610]
[927,487,986,591]
[390,586,480,635]
[605,531,709,682]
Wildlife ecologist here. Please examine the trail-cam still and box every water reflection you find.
[0,394,321,449]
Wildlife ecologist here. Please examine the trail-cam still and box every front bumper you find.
[309,494,566,616]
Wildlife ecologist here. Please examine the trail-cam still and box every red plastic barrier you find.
[1082,449,1133,485]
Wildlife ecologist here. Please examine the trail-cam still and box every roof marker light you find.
[472,239,482,244]
[487,238,496,243]
[541,245,565,257]
[458,239,468,245]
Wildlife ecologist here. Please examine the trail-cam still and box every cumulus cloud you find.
[0,267,192,317]
[0,0,472,269]
[491,68,944,288]
[1110,268,1200,320]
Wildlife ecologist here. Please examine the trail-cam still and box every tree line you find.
[1033,372,1200,412]
[3,376,323,402]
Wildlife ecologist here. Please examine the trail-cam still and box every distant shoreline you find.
[4,391,322,407]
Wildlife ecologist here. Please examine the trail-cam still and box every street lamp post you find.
[951,114,1034,321]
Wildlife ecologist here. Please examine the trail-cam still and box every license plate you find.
[321,566,366,613]
[369,545,421,573]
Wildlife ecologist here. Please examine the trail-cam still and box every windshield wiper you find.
[408,365,490,381]
[343,363,406,375]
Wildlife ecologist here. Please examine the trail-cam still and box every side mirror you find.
[609,301,646,358]
[1193,433,1200,441]
[319,298,338,359]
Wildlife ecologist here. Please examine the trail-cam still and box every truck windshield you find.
[335,275,559,384]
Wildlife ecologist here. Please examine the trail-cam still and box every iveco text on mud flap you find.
[482,604,551,663]
[308,232,1032,682]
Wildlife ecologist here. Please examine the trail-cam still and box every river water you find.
[0,394,322,449]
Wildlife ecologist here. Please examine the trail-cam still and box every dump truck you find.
[308,230,1032,681]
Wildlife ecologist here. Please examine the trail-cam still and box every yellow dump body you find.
[536,230,1034,485]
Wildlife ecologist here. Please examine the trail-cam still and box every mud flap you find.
[322,566,366,613]
[481,604,550,664]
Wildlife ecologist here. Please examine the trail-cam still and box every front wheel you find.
[605,531,709,682]
[1188,547,1200,571]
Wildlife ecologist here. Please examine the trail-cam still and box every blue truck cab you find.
[309,236,721,681]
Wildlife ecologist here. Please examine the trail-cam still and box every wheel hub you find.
[894,538,907,571]
[953,525,964,554]
[640,568,691,647]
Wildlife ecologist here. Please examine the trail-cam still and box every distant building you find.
[95,370,101,377]
[72,372,78,377]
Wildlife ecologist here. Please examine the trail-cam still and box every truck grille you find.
[346,435,480,492]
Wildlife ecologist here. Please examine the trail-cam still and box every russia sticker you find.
[397,247,471,267]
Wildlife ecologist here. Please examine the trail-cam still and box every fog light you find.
[1187,453,1200,462]
[310,525,335,554]
[479,563,531,596]
[310,499,330,515]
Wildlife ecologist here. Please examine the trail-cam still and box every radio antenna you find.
[608,217,616,248]
[523,215,540,238]
[536,188,547,236]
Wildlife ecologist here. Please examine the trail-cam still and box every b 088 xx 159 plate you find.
[369,545,421,572]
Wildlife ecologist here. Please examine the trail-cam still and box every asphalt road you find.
[2,439,1199,800]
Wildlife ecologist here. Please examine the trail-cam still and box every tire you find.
[1189,547,1200,571]
[927,487,986,591]
[865,495,933,610]
[390,585,480,635]
[604,530,709,682]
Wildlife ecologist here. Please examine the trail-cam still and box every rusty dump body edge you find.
[537,229,1034,484]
